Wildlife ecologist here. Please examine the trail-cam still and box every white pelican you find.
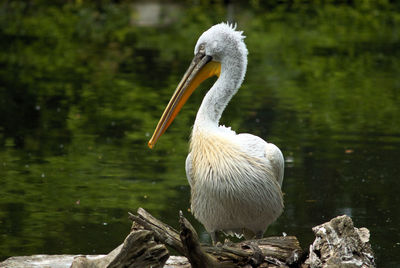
[148,23,284,244]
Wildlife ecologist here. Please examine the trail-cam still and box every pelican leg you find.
[255,230,264,239]
[210,231,218,245]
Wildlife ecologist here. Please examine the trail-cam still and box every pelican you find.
[148,23,284,244]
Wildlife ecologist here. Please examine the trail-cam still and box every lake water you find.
[1,2,399,267]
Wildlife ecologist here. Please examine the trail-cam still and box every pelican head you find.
[194,23,248,65]
[148,23,248,148]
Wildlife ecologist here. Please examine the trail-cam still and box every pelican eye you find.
[198,43,206,54]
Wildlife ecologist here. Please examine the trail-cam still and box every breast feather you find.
[189,130,283,212]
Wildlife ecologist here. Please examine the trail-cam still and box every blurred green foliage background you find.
[0,0,399,266]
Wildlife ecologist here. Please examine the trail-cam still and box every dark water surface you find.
[1,2,400,266]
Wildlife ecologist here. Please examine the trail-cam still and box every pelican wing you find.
[264,142,284,187]
[236,133,284,187]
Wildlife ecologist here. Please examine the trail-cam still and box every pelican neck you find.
[193,55,246,132]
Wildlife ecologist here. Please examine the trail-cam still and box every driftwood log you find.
[1,208,375,267]
[130,208,303,267]
[304,215,375,267]
[70,208,303,267]
[71,229,169,268]
[68,208,376,267]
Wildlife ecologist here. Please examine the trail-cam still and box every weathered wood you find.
[0,254,189,268]
[178,211,227,268]
[304,215,375,267]
[128,208,185,255]
[164,256,191,268]
[107,230,169,268]
[130,208,303,267]
[126,208,341,267]
[70,229,169,268]
[198,236,302,266]
[0,212,376,268]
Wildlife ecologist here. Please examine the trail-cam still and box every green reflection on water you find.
[1,1,400,267]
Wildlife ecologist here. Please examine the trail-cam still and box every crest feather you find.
[219,22,246,40]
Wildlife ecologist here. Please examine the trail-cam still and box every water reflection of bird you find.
[148,23,284,244]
